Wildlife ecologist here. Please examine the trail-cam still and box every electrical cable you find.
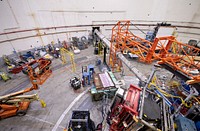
[149,82,200,108]
[130,22,147,35]
[96,91,112,130]
[151,75,200,105]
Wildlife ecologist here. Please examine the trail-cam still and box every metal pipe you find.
[1,23,200,36]
[139,119,160,131]
[139,67,156,119]
[93,20,200,25]
[103,47,107,64]
[0,30,88,44]
[94,29,147,82]
[162,100,168,131]
[117,53,147,82]
[0,24,114,36]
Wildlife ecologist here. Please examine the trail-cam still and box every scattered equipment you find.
[70,77,81,90]
[72,36,88,50]
[82,65,94,87]
[94,30,176,130]
[0,58,52,119]
[2,55,26,74]
[107,20,200,88]
[22,58,52,76]
[19,51,35,62]
[46,44,60,58]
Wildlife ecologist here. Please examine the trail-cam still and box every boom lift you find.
[0,58,52,119]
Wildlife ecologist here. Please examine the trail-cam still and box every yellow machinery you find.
[60,48,76,72]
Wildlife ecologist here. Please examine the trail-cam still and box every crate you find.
[68,110,95,131]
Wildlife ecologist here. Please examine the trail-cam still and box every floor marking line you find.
[52,88,90,131]
[25,114,65,129]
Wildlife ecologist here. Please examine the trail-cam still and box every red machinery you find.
[8,57,51,75]
[26,58,52,85]
[109,85,141,131]
[0,58,52,119]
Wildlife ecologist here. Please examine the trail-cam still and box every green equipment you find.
[0,71,11,82]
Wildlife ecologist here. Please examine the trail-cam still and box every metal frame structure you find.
[94,28,199,131]
[109,20,200,85]
[27,58,52,85]
[156,37,200,84]
[60,48,76,72]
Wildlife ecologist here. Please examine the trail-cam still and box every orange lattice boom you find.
[110,20,200,84]
[156,37,200,84]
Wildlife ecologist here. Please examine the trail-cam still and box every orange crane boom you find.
[109,20,200,85]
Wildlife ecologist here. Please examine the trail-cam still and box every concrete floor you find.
[0,45,173,131]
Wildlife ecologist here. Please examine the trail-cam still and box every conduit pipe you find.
[1,24,200,36]
[94,29,147,83]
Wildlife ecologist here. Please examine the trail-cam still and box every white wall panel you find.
[64,12,79,25]
[52,12,66,26]
[0,42,14,55]
[0,0,200,56]
[37,12,54,27]
[166,0,200,22]
[0,34,8,42]
[0,1,18,31]
[8,0,32,29]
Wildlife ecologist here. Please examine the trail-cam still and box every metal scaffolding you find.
[109,20,200,85]
[60,48,76,72]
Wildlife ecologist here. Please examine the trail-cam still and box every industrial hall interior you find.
[0,0,200,131]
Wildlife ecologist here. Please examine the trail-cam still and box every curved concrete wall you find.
[0,0,200,56]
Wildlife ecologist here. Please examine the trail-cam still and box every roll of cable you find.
[81,36,87,42]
